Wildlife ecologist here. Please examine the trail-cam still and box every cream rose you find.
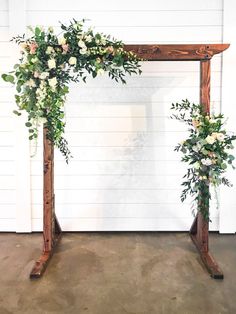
[85,35,92,43]
[68,57,77,65]
[80,48,88,55]
[205,135,216,145]
[20,42,28,50]
[25,79,36,88]
[46,46,54,55]
[58,37,66,45]
[39,72,49,80]
[48,59,56,69]
[78,40,86,48]
[48,77,57,88]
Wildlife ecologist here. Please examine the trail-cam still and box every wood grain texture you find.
[124,44,229,61]
[30,128,62,279]
[200,60,211,113]
[190,227,224,279]
[190,57,224,279]
[43,127,54,251]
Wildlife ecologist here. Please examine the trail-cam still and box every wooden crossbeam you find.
[124,44,229,61]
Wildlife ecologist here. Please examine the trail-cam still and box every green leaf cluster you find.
[1,19,142,162]
[171,99,236,220]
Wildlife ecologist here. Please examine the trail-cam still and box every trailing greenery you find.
[171,99,236,220]
[2,19,141,162]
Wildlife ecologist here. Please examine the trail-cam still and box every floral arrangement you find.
[171,100,236,220]
[2,19,141,162]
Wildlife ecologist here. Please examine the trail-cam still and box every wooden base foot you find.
[190,214,223,279]
[30,221,62,279]
[30,232,61,279]
[190,233,224,279]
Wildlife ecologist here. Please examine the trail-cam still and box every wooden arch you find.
[30,43,230,279]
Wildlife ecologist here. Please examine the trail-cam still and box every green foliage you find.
[171,99,236,220]
[2,74,15,84]
[2,19,142,162]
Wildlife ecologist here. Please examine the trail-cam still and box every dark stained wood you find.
[190,225,223,279]
[30,44,229,279]
[189,59,224,279]
[200,60,211,113]
[30,128,62,279]
[43,127,54,251]
[124,44,229,61]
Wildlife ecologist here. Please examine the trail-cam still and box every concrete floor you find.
[0,232,236,314]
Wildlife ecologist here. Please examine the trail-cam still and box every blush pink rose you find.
[29,42,38,54]
[34,71,40,78]
[62,44,69,54]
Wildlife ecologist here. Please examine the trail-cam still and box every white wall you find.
[0,0,16,231]
[0,0,235,232]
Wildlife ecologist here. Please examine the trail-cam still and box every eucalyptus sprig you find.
[2,19,141,162]
[171,99,236,220]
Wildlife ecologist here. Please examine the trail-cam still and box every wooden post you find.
[30,128,61,279]
[189,60,224,279]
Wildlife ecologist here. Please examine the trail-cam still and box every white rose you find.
[85,35,92,43]
[78,40,86,48]
[58,37,66,45]
[68,57,77,65]
[97,68,105,76]
[216,133,225,142]
[201,158,212,166]
[46,46,54,55]
[48,59,56,69]
[26,79,36,88]
[79,48,88,55]
[205,135,215,145]
[40,80,46,89]
[48,77,57,88]
[39,72,49,80]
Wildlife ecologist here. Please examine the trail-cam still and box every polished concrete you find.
[0,232,236,314]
